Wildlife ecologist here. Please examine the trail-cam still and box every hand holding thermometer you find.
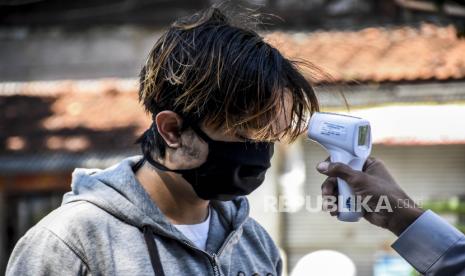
[307,112,372,222]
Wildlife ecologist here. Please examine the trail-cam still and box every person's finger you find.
[321,177,337,196]
[324,194,338,216]
[317,161,368,190]
[321,177,338,213]
[322,196,339,213]
[363,156,377,171]
[316,161,358,180]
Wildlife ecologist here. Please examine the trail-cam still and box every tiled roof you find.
[265,24,465,83]
[1,79,149,155]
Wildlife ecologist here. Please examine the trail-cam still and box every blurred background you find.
[1,0,465,275]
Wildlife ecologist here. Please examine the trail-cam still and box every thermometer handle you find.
[337,177,363,222]
[330,153,365,222]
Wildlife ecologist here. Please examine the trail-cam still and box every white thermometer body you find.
[308,112,372,222]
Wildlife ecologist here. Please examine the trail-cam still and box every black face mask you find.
[143,124,274,201]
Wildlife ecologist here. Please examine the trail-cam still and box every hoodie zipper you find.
[216,230,237,256]
[210,253,220,276]
[179,239,221,276]
[177,228,243,276]
[144,227,221,276]
[147,213,244,275]
[208,230,239,276]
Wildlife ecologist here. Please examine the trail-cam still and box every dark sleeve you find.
[392,210,465,275]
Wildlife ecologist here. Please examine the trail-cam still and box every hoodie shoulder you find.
[36,201,131,257]
[38,200,115,233]
[6,222,91,276]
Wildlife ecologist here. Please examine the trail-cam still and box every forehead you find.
[204,92,294,142]
[265,92,293,136]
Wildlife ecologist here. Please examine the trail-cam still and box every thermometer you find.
[307,112,372,222]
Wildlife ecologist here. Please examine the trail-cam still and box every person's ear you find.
[155,111,183,148]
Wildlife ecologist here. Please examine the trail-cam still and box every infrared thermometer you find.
[308,112,372,222]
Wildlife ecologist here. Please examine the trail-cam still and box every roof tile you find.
[265,24,465,83]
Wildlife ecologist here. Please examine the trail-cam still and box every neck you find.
[135,162,210,225]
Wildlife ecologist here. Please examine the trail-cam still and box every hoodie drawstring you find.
[142,225,166,276]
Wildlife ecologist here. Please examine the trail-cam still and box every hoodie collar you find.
[62,155,250,242]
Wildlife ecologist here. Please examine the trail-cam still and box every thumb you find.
[316,161,359,183]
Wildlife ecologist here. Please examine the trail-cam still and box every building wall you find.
[0,27,160,81]
[285,143,465,275]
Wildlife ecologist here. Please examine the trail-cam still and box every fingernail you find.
[317,161,329,172]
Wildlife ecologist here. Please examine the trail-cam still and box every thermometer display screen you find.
[358,125,369,146]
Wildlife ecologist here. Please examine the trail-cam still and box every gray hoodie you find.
[6,156,282,276]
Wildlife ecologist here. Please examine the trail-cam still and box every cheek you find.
[179,135,209,167]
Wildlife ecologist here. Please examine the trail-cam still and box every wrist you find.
[387,206,424,236]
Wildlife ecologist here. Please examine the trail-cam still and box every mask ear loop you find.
[136,121,178,173]
[189,124,214,143]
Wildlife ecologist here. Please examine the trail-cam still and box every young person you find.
[7,8,317,276]
[6,7,465,276]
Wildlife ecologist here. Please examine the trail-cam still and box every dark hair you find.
[137,7,319,158]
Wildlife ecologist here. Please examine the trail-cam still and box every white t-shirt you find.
[173,208,211,251]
